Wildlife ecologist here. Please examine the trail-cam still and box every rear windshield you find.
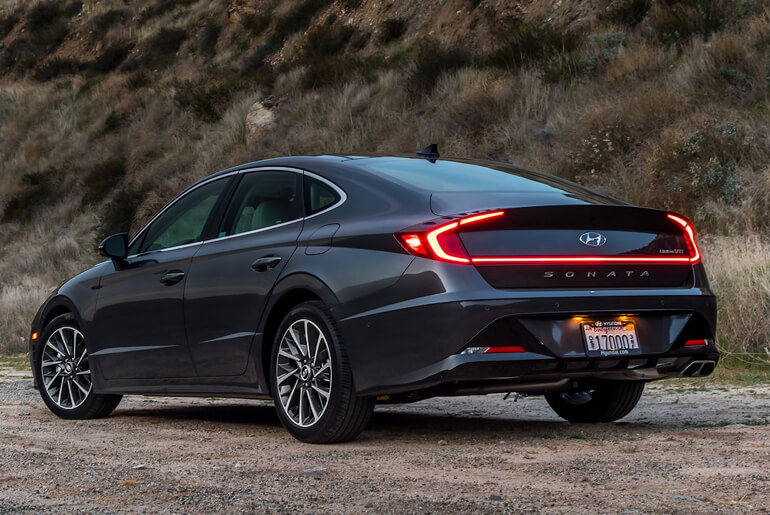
[361,158,566,193]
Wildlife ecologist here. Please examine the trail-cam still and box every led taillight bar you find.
[397,211,701,265]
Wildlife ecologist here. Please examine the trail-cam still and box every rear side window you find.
[218,171,302,237]
[305,176,340,215]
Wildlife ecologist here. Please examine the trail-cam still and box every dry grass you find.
[0,1,769,360]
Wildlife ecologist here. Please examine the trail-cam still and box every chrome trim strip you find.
[198,332,256,344]
[125,165,347,258]
[90,345,176,356]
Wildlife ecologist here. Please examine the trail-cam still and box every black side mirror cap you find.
[99,233,129,259]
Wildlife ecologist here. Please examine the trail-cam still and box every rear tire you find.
[270,301,374,443]
[545,381,645,423]
[34,314,122,420]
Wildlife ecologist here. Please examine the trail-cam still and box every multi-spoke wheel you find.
[276,319,332,427]
[40,326,92,410]
[34,314,122,419]
[271,302,374,443]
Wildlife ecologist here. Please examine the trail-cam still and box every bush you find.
[0,10,20,39]
[241,12,272,36]
[100,186,147,236]
[138,0,196,23]
[272,0,331,44]
[91,42,133,73]
[197,20,221,56]
[601,0,651,27]
[378,18,406,44]
[483,20,581,70]
[33,57,81,81]
[406,39,471,96]
[174,81,239,122]
[91,8,129,39]
[138,27,187,69]
[301,54,386,90]
[301,24,355,60]
[82,157,128,206]
[652,0,738,45]
[1,170,58,222]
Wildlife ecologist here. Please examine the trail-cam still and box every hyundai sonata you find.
[29,147,719,442]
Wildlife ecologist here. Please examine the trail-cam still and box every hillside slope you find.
[0,0,768,363]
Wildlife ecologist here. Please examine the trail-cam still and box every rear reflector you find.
[31,332,38,340]
[398,210,702,265]
[461,346,526,354]
[684,339,709,347]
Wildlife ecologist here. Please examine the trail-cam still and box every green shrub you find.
[406,39,471,96]
[378,18,406,44]
[92,42,133,73]
[241,12,272,36]
[82,157,128,206]
[33,57,81,81]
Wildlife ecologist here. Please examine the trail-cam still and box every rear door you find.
[184,169,304,376]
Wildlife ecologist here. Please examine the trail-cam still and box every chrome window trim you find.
[125,166,347,258]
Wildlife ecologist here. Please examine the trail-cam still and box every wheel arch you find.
[30,296,82,389]
[255,273,339,394]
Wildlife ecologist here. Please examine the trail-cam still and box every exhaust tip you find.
[679,360,716,378]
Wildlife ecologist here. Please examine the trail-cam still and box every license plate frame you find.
[582,320,641,357]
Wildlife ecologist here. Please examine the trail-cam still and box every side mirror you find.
[98,233,129,259]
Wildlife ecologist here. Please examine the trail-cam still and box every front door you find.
[91,177,230,380]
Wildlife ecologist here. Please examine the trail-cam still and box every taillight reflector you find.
[685,339,708,346]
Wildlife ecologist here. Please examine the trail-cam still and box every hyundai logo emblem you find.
[579,232,607,247]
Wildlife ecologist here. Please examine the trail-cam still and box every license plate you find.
[582,320,641,357]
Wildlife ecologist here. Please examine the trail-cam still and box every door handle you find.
[160,271,185,285]
[251,256,282,272]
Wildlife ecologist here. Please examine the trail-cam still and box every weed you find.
[197,20,221,56]
[272,0,332,43]
[484,20,580,70]
[2,170,59,222]
[139,27,187,69]
[652,0,739,45]
[100,186,148,237]
[138,0,196,23]
[174,81,238,122]
[0,10,20,38]
[301,24,355,60]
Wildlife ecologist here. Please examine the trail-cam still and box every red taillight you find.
[397,210,701,265]
[483,346,526,353]
[398,210,504,263]
[685,339,708,346]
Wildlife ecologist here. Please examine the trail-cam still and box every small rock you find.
[490,495,503,501]
[245,101,275,143]
[132,464,147,470]
[302,466,330,474]
[438,440,448,446]
[235,462,242,468]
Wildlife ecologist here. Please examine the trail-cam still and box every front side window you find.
[136,178,228,254]
[218,171,301,238]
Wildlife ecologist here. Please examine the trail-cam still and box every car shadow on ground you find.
[107,402,656,441]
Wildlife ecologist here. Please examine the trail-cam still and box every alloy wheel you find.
[40,327,92,410]
[275,319,333,427]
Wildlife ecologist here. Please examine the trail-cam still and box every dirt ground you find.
[0,366,768,514]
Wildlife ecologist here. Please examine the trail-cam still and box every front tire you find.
[270,302,374,443]
[545,381,645,423]
[34,314,122,419]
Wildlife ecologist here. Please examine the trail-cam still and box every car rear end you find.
[334,158,718,400]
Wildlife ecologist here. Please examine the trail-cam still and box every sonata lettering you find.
[543,270,651,278]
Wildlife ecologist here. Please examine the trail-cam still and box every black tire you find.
[545,381,645,423]
[270,301,374,443]
[34,314,122,420]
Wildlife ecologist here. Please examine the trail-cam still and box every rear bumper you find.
[338,286,717,396]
